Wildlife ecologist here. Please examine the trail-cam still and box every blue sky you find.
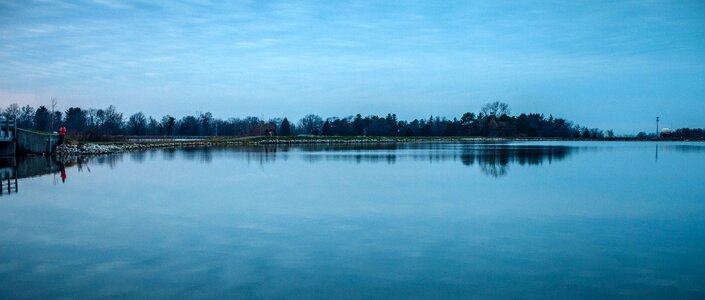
[1,0,704,133]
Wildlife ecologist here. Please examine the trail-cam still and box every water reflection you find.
[5,142,704,196]
[81,144,578,177]
[2,142,705,298]
[3,143,578,195]
[0,158,18,195]
[0,156,88,196]
[460,145,573,177]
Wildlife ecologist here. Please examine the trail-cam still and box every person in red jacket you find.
[60,164,66,183]
[59,124,66,145]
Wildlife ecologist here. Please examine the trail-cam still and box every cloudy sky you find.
[1,0,703,133]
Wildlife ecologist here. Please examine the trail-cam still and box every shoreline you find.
[53,136,704,157]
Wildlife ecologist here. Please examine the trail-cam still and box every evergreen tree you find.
[64,107,87,132]
[321,120,331,136]
[33,106,52,131]
[280,118,291,136]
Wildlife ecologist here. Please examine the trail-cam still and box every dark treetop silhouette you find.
[2,101,702,140]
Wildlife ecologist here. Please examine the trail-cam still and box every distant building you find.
[660,128,671,138]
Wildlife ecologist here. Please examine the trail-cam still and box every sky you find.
[0,0,704,133]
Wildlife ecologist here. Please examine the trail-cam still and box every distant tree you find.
[279,117,291,136]
[419,123,431,136]
[64,107,88,132]
[606,129,615,138]
[672,128,705,140]
[0,101,610,139]
[101,105,123,135]
[3,103,20,118]
[198,112,213,135]
[481,101,511,118]
[366,117,392,136]
[299,114,323,135]
[582,128,591,138]
[444,118,461,136]
[177,115,199,135]
[33,106,52,131]
[51,111,62,131]
[321,120,331,136]
[146,117,159,135]
[127,112,148,135]
[385,113,398,135]
[50,97,58,131]
[573,130,581,138]
[353,114,365,135]
[85,108,99,128]
[486,118,498,137]
[589,128,603,138]
[161,115,176,136]
[18,105,34,128]
[461,112,475,126]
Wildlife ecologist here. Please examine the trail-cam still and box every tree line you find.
[666,128,705,140]
[0,101,658,140]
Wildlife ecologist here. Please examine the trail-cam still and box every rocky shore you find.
[54,140,245,157]
[51,136,550,157]
[54,143,147,157]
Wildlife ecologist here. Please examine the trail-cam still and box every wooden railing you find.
[0,168,18,195]
[0,116,17,142]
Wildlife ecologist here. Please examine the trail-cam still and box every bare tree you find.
[50,97,58,131]
[127,112,148,135]
[480,101,511,118]
[3,103,20,118]
[298,114,323,135]
[18,105,35,128]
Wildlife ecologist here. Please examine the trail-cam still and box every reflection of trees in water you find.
[179,147,213,163]
[92,154,123,169]
[301,153,397,164]
[8,143,703,188]
[7,144,581,187]
[153,143,574,177]
[460,146,573,177]
[660,144,705,153]
[0,155,89,195]
[162,148,177,160]
[223,143,575,177]
[130,151,146,163]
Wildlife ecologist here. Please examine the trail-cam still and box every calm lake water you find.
[1,141,704,299]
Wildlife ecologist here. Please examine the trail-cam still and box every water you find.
[1,142,704,299]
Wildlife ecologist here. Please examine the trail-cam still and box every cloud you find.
[0,0,703,131]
